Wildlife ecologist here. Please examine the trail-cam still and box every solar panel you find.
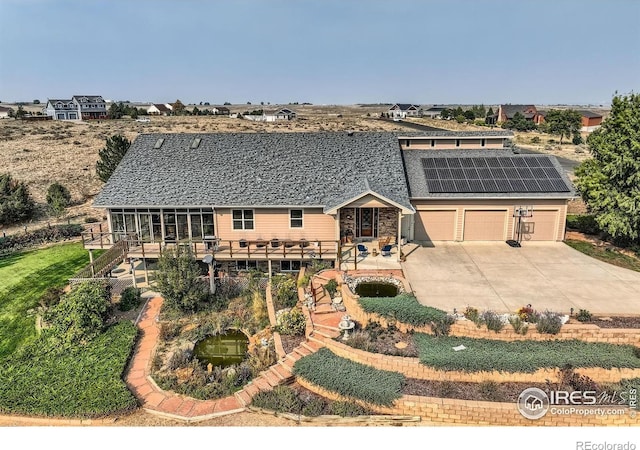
[463,167,480,179]
[433,158,448,168]
[448,158,462,168]
[454,179,471,192]
[422,158,436,168]
[525,157,541,167]
[420,156,570,193]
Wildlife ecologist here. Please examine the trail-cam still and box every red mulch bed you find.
[589,317,640,329]
[280,334,306,354]
[403,379,551,402]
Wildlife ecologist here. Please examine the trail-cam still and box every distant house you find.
[210,106,230,115]
[577,110,603,132]
[388,104,421,119]
[496,105,545,125]
[45,99,79,120]
[72,95,107,120]
[243,107,297,122]
[421,106,446,119]
[45,95,106,120]
[0,106,13,119]
[147,104,172,115]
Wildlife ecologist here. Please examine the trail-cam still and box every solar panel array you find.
[422,156,570,193]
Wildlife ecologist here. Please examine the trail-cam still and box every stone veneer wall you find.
[339,208,356,241]
[377,208,398,242]
[297,377,637,426]
[339,284,640,346]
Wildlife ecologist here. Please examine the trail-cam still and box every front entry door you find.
[359,208,374,237]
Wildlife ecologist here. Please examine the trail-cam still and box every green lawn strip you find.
[565,240,640,272]
[293,347,404,406]
[415,334,640,373]
[0,321,138,418]
[0,243,92,358]
[358,293,447,327]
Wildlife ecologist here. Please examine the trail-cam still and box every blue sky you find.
[0,0,638,105]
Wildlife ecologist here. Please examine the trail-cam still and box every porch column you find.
[397,212,402,262]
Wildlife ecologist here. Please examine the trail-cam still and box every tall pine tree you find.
[95,135,131,182]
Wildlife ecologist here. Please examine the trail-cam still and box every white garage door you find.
[520,210,558,241]
[415,210,456,241]
[463,210,506,241]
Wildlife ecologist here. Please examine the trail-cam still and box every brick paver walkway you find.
[126,296,312,422]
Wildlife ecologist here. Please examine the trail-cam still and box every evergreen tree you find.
[575,93,640,244]
[0,173,35,225]
[95,135,131,182]
[46,182,72,218]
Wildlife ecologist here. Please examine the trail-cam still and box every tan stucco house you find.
[88,130,574,274]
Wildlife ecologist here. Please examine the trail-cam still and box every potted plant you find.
[239,239,247,248]
[270,238,280,248]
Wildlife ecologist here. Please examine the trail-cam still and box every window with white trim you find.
[280,260,301,272]
[232,209,254,230]
[290,209,303,228]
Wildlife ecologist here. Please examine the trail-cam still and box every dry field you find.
[0,105,405,235]
[0,104,593,234]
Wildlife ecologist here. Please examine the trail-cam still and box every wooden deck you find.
[82,232,341,261]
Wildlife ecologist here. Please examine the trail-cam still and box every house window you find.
[280,260,301,272]
[232,209,254,230]
[481,139,486,147]
[290,209,303,228]
[431,139,435,147]
[455,139,461,147]
[236,260,258,271]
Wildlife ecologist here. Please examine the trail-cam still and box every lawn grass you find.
[0,321,139,418]
[565,239,640,272]
[414,334,640,373]
[0,243,92,358]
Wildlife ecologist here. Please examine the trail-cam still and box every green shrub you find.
[344,330,373,351]
[84,217,100,223]
[508,315,529,335]
[481,310,505,333]
[576,309,592,323]
[159,321,182,341]
[44,280,111,345]
[414,334,640,373]
[38,286,65,309]
[566,214,600,235]
[328,401,371,417]
[0,173,35,225]
[536,311,563,335]
[301,397,326,417]
[324,279,338,298]
[251,386,303,413]
[118,287,141,312]
[464,306,480,325]
[46,182,71,217]
[0,224,83,256]
[531,136,541,144]
[358,294,447,328]
[293,348,404,406]
[275,308,306,336]
[634,347,640,359]
[271,274,298,310]
[430,314,456,336]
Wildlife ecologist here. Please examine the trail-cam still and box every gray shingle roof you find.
[402,149,576,199]
[93,132,414,211]
[500,104,538,119]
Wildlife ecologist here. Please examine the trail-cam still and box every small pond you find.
[193,330,249,368]
[355,282,399,297]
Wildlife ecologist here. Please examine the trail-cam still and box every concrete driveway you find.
[402,242,640,316]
